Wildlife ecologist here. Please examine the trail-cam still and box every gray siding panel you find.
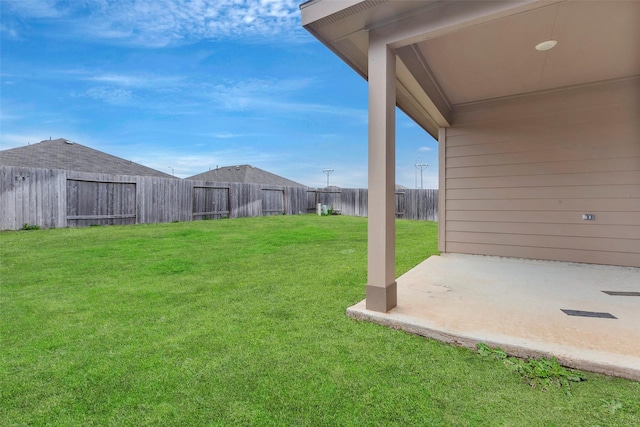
[443,77,640,267]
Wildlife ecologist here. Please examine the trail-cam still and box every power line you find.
[415,163,428,188]
[323,169,334,187]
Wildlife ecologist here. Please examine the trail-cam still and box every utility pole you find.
[415,163,428,188]
[323,169,334,187]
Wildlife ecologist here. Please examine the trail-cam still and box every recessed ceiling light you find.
[535,40,558,51]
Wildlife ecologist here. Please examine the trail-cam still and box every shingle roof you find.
[187,165,306,187]
[0,138,175,178]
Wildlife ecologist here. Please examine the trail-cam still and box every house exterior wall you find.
[441,77,640,268]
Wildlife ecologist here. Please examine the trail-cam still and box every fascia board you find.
[300,0,368,27]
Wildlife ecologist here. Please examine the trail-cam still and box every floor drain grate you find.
[561,309,617,319]
[602,291,640,296]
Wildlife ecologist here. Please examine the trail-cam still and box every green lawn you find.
[1,216,638,426]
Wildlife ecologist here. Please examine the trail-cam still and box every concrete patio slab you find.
[347,254,640,381]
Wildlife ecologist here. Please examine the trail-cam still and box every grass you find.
[1,215,638,426]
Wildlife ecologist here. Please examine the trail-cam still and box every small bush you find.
[20,223,41,231]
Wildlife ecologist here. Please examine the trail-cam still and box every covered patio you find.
[348,254,640,380]
[302,0,640,378]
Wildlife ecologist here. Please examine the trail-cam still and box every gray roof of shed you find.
[0,138,175,178]
[187,165,306,187]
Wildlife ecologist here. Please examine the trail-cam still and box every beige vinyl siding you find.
[442,77,640,267]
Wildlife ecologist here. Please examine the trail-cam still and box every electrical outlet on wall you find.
[582,214,595,220]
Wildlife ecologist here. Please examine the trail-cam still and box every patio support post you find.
[366,34,397,312]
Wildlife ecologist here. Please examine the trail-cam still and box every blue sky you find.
[0,0,438,188]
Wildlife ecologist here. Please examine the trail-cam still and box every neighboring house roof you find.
[187,165,306,187]
[0,138,175,178]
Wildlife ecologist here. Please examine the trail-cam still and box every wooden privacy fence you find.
[1,166,438,230]
[309,188,438,221]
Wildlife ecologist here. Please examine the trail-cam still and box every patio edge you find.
[346,304,640,382]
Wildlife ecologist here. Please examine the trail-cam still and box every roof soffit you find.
[365,0,555,48]
[303,0,640,129]
[416,0,640,106]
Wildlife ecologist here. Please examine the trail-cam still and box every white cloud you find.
[85,73,184,88]
[18,0,304,47]
[0,23,20,39]
[209,132,242,139]
[0,111,22,122]
[201,132,262,139]
[71,72,363,120]
[82,87,134,105]
[129,145,288,178]
[207,77,310,104]
[418,146,432,152]
[2,0,61,18]
[206,78,280,110]
[196,77,367,121]
[203,77,331,113]
[280,102,367,122]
